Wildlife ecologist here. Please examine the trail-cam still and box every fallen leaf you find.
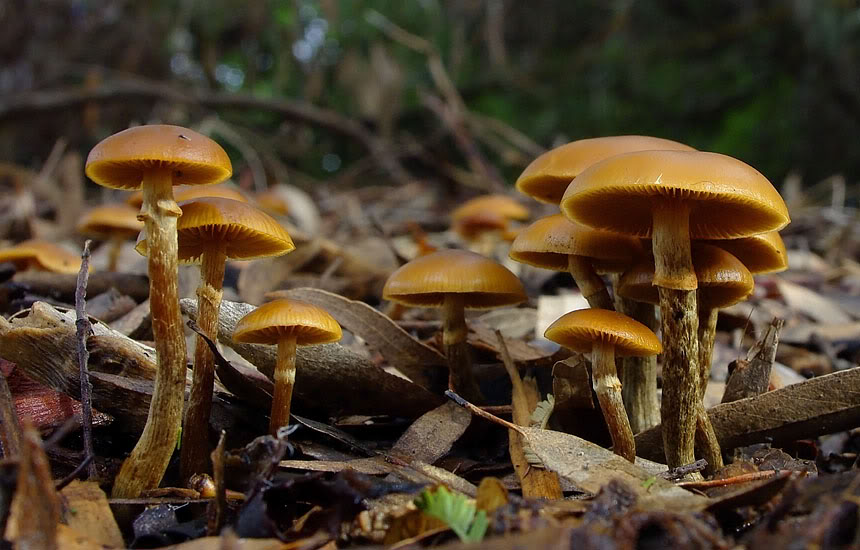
[390,401,472,464]
[60,480,125,548]
[775,278,852,324]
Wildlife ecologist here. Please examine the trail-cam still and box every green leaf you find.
[415,486,488,543]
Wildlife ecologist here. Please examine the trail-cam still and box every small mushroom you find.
[86,124,231,497]
[136,196,294,480]
[0,239,82,274]
[705,231,788,275]
[451,195,529,255]
[383,249,527,403]
[545,308,662,461]
[77,203,144,271]
[562,150,789,471]
[233,298,342,435]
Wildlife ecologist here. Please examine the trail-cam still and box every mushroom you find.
[544,308,662,461]
[561,150,789,471]
[383,249,527,402]
[136,196,294,480]
[255,188,290,216]
[77,204,144,271]
[0,239,82,274]
[451,195,529,255]
[705,231,788,275]
[618,244,754,473]
[516,135,695,205]
[86,124,231,497]
[233,298,342,435]
[125,182,248,209]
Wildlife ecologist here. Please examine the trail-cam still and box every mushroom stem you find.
[616,296,660,433]
[591,340,635,461]
[442,294,484,403]
[270,334,298,436]
[568,255,613,310]
[697,307,719,400]
[695,401,724,474]
[180,245,227,481]
[107,235,123,272]
[113,169,186,497]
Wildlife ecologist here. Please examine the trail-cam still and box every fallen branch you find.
[74,241,96,479]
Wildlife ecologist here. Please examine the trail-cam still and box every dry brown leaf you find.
[389,401,471,463]
[60,481,124,548]
[475,477,509,513]
[775,278,853,324]
[468,321,560,367]
[780,321,860,345]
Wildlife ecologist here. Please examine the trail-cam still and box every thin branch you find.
[75,240,96,479]
[445,390,528,438]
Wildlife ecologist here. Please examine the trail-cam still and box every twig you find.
[658,459,708,481]
[722,317,784,404]
[678,470,798,489]
[55,455,94,491]
[74,240,96,479]
[196,117,267,193]
[444,390,528,438]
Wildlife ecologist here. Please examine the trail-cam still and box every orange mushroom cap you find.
[0,240,83,274]
[255,188,290,216]
[383,249,527,309]
[452,211,510,241]
[232,298,342,346]
[135,197,294,263]
[544,308,662,356]
[703,231,788,274]
[77,204,144,239]
[125,183,249,209]
[86,125,232,190]
[561,150,790,239]
[618,244,754,309]
[451,195,529,223]
[516,136,695,204]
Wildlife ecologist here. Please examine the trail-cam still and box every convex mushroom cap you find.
[704,231,787,274]
[77,204,144,239]
[544,308,662,356]
[0,240,82,274]
[383,249,527,308]
[451,195,529,224]
[135,197,294,262]
[517,136,695,204]
[233,298,342,345]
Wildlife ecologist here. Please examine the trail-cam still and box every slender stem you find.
[74,241,96,479]
[442,294,483,403]
[697,307,719,401]
[617,296,660,433]
[270,335,297,435]
[695,401,724,475]
[112,169,186,498]
[180,245,227,482]
[568,255,613,310]
[591,341,635,461]
[107,236,123,272]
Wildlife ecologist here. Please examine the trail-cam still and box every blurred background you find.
[1,0,859,198]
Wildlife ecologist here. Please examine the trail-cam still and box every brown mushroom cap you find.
[618,244,754,309]
[255,188,289,216]
[516,136,696,204]
[383,249,527,308]
[232,298,342,346]
[135,197,294,263]
[77,204,144,239]
[544,308,662,356]
[125,183,249,208]
[452,211,510,241]
[451,195,529,223]
[86,125,232,190]
[0,240,82,274]
[704,231,788,274]
[561,150,790,239]
[509,213,643,272]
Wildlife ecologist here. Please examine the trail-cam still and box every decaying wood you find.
[722,317,784,404]
[181,298,444,418]
[635,366,860,462]
[10,270,150,302]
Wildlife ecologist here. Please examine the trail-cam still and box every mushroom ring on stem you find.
[545,308,662,462]
[137,196,294,481]
[561,150,789,471]
[87,124,231,497]
[232,298,341,436]
[382,249,527,403]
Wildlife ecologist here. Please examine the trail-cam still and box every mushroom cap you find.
[233,298,342,346]
[509,213,643,272]
[618,244,754,309]
[135,197,294,263]
[561,150,790,239]
[452,211,509,241]
[544,308,662,357]
[0,240,82,274]
[704,231,788,274]
[451,195,529,223]
[255,188,290,216]
[77,204,144,239]
[383,249,527,309]
[516,136,695,204]
[125,183,248,208]
[86,125,232,190]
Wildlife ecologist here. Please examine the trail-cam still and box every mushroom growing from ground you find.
[451,195,529,255]
[545,308,662,461]
[86,124,231,497]
[233,298,341,435]
[0,240,82,274]
[515,135,695,205]
[77,204,144,271]
[618,244,754,473]
[136,196,294,480]
[383,249,527,403]
[561,150,789,471]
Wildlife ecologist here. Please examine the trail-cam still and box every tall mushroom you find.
[77,204,144,271]
[383,249,526,403]
[86,125,231,497]
[136,197,294,480]
[561,150,789,471]
[233,298,341,435]
[545,308,662,461]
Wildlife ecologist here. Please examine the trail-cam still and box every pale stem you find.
[442,294,484,403]
[591,341,635,461]
[270,334,298,436]
[616,295,661,433]
[568,255,613,310]
[107,235,123,272]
